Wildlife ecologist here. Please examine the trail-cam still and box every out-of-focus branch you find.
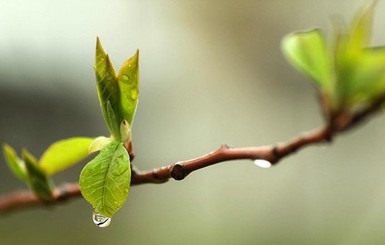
[0,94,384,214]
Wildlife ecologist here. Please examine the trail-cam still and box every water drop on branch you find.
[253,159,272,169]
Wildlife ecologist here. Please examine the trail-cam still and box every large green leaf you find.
[282,28,332,89]
[39,137,94,176]
[23,149,54,201]
[2,144,27,182]
[79,141,131,218]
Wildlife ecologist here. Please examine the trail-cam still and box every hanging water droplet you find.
[92,211,111,227]
[253,159,272,169]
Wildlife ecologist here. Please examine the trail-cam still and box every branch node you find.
[171,163,186,181]
[151,168,170,183]
[221,144,233,149]
[272,145,280,160]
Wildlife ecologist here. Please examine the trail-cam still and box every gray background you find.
[1,0,385,244]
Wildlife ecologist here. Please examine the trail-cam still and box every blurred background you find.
[1,0,385,244]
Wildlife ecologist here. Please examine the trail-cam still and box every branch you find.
[0,126,332,214]
[0,94,384,214]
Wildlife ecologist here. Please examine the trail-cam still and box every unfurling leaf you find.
[79,141,131,218]
[282,28,332,89]
[23,149,54,201]
[39,137,94,176]
[2,144,27,182]
[348,0,377,52]
[94,38,139,142]
[117,50,139,127]
[282,0,385,118]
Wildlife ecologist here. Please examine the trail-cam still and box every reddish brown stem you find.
[0,93,383,214]
[0,125,333,214]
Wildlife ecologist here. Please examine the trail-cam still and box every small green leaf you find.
[2,144,27,182]
[348,0,377,52]
[117,50,139,126]
[23,149,54,201]
[94,38,139,142]
[341,47,385,105]
[94,38,121,141]
[79,141,131,218]
[39,137,94,176]
[282,28,332,89]
[106,100,121,140]
[89,136,113,154]
[333,0,383,108]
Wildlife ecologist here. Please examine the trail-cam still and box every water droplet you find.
[122,74,130,81]
[253,159,272,169]
[92,211,111,227]
[131,89,138,99]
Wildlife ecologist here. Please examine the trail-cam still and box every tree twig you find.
[0,93,384,214]
[0,125,332,214]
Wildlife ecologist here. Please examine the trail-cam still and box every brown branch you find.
[0,126,333,214]
[0,95,384,214]
[131,125,332,184]
[0,183,80,214]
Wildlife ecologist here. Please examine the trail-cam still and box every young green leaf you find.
[79,141,130,218]
[106,100,121,140]
[348,0,377,52]
[282,0,385,117]
[94,38,139,143]
[39,137,94,176]
[117,50,139,127]
[282,28,332,89]
[340,47,385,106]
[94,38,121,141]
[2,144,27,182]
[333,0,383,108]
[23,149,54,201]
[89,136,113,154]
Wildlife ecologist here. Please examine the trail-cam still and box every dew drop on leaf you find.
[92,211,111,227]
[122,74,130,81]
[253,159,272,169]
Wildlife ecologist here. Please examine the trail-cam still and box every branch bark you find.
[0,125,333,214]
[0,94,383,214]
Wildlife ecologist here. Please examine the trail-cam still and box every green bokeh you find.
[1,0,385,244]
